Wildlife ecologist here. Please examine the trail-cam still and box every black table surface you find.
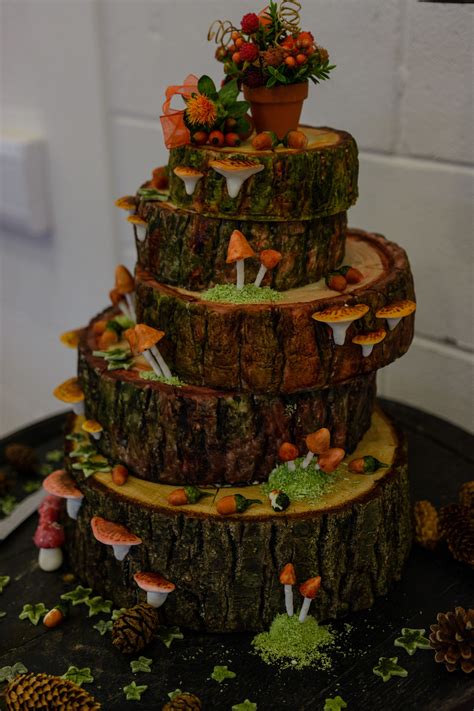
[0,399,473,711]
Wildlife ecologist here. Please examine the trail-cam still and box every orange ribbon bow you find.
[160,74,199,149]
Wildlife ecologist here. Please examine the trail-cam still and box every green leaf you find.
[45,449,63,463]
[66,433,87,442]
[84,596,113,617]
[267,66,288,83]
[62,666,94,686]
[232,701,257,711]
[111,607,127,621]
[211,665,236,683]
[373,656,408,682]
[168,689,182,700]
[93,619,113,636]
[218,78,240,107]
[60,585,92,606]
[69,445,96,459]
[0,576,10,593]
[156,625,183,648]
[198,75,217,97]
[19,602,47,625]
[130,656,153,674]
[394,628,431,655]
[0,496,17,516]
[123,681,148,701]
[0,662,28,683]
[136,188,168,202]
[0,611,6,619]
[23,480,42,493]
[235,117,250,135]
[227,101,250,119]
[324,697,348,711]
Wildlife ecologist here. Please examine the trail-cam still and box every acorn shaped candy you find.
[168,486,211,506]
[43,604,67,629]
[269,489,290,512]
[349,456,389,474]
[216,494,261,515]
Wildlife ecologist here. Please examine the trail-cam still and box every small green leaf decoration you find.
[0,611,6,619]
[93,619,113,635]
[168,689,182,700]
[232,701,257,711]
[111,607,127,621]
[0,662,27,683]
[324,697,348,711]
[19,603,47,625]
[66,433,87,442]
[211,665,236,683]
[373,656,408,682]
[69,444,97,460]
[46,449,63,463]
[136,188,168,202]
[84,595,113,617]
[0,496,17,516]
[60,585,92,606]
[394,627,431,655]
[198,74,217,97]
[123,681,148,701]
[23,480,42,494]
[0,576,10,593]
[156,625,183,648]
[62,666,94,686]
[71,460,110,477]
[130,656,152,674]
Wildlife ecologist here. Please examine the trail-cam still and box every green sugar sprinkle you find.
[252,614,336,670]
[139,371,184,387]
[262,459,342,502]
[202,284,282,304]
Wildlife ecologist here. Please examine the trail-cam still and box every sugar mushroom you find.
[82,419,103,441]
[254,249,282,288]
[298,576,321,623]
[127,214,148,243]
[125,324,172,379]
[43,469,84,520]
[301,428,330,470]
[38,494,62,524]
[376,300,416,331]
[59,328,84,349]
[115,195,137,214]
[173,166,204,195]
[91,516,142,561]
[278,442,299,471]
[226,230,256,289]
[134,571,176,608]
[312,304,370,346]
[53,377,85,416]
[115,265,136,321]
[318,447,345,474]
[279,563,297,617]
[352,329,387,357]
[209,158,264,198]
[109,287,131,321]
[33,521,65,572]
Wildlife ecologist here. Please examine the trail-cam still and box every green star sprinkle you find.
[373,656,408,682]
[111,608,127,621]
[19,603,47,625]
[394,628,431,655]
[0,496,17,516]
[0,576,10,593]
[123,681,148,701]
[46,449,63,463]
[168,689,182,700]
[60,585,92,605]
[130,656,153,674]
[232,701,257,711]
[93,619,113,635]
[211,665,236,683]
[62,666,94,686]
[156,625,183,648]
[0,663,27,683]
[84,595,113,617]
[324,697,348,711]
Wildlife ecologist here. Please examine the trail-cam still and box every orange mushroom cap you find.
[109,288,124,307]
[91,516,142,546]
[226,230,256,263]
[43,469,82,499]
[127,214,147,227]
[115,265,135,295]
[115,196,137,211]
[124,327,138,355]
[82,419,103,435]
[352,329,387,346]
[134,571,175,593]
[279,442,298,462]
[133,324,165,353]
[318,447,345,473]
[53,377,84,404]
[299,576,321,599]
[59,328,84,349]
[375,300,416,319]
[279,563,297,586]
[260,249,282,270]
[305,428,330,454]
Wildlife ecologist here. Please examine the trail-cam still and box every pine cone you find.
[262,47,284,68]
[459,481,474,510]
[438,503,474,567]
[4,443,38,475]
[5,672,101,710]
[162,692,202,710]
[429,607,474,673]
[112,603,160,654]
[413,500,439,550]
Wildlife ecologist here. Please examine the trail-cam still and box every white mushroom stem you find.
[111,544,131,561]
[254,264,268,288]
[72,402,85,417]
[118,300,133,320]
[287,460,296,472]
[236,260,245,290]
[134,224,147,243]
[361,344,374,357]
[146,591,169,608]
[90,431,102,441]
[142,349,164,377]
[284,585,294,617]
[298,596,313,623]
[329,323,351,346]
[66,497,83,520]
[150,345,172,380]
[125,293,136,322]
[181,175,202,196]
[386,316,402,331]
[38,547,63,572]
[225,175,245,199]
[301,452,320,470]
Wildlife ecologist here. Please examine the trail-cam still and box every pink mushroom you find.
[38,495,63,524]
[91,516,142,561]
[33,521,65,571]
[134,571,176,608]
[43,469,84,520]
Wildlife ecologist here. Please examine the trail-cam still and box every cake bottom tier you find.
[64,406,411,632]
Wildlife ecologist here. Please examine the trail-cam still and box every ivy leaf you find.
[232,701,257,711]
[66,433,87,443]
[136,188,168,202]
[324,697,348,711]
[168,689,182,700]
[19,603,47,625]
[373,656,408,682]
[0,611,6,619]
[111,607,127,621]
[0,496,17,516]
[198,75,217,97]
[0,662,28,683]
[156,625,183,648]
[0,576,10,593]
[60,585,92,606]
[394,628,431,655]
[46,449,63,463]
[211,665,236,683]
[93,619,113,636]
[62,666,94,686]
[69,445,97,460]
[130,656,153,674]
[84,596,113,617]
[23,480,42,493]
[123,681,148,701]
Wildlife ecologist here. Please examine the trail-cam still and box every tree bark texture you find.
[136,200,347,291]
[63,414,411,632]
[167,127,358,220]
[134,231,415,394]
[78,337,376,485]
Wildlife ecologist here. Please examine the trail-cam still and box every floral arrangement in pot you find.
[208,1,334,138]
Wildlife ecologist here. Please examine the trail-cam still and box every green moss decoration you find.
[60,585,92,606]
[123,681,148,701]
[202,284,282,305]
[262,459,342,502]
[252,614,335,670]
[211,665,236,683]
[45,449,63,463]
[130,656,152,673]
[0,496,17,516]
[62,666,94,686]
[157,625,183,648]
[0,662,27,683]
[140,371,184,387]
[394,628,431,655]
[0,576,10,593]
[324,697,347,711]
[373,656,408,682]
[19,603,47,625]
[84,595,113,617]
[232,701,257,711]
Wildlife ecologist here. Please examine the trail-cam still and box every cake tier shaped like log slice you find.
[134,230,415,394]
[79,330,376,485]
[167,126,358,220]
[63,407,411,632]
[136,197,347,291]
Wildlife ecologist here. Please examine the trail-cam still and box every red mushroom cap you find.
[90,516,142,546]
[38,495,63,523]
[33,521,65,549]
[279,563,297,586]
[43,469,83,500]
[278,442,299,463]
[260,249,282,270]
[318,448,345,473]
[299,576,321,599]
[134,571,175,593]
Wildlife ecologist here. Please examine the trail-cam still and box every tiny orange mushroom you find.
[254,249,282,287]
[226,230,256,289]
[279,563,297,617]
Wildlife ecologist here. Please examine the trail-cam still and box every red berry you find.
[232,52,242,64]
[296,53,307,65]
[224,132,241,147]
[241,12,260,34]
[285,56,297,68]
[192,131,209,146]
[240,42,259,63]
[326,274,347,292]
[345,267,364,284]
[209,130,225,147]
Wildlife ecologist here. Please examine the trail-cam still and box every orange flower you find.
[185,93,218,128]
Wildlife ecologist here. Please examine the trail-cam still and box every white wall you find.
[1,0,473,435]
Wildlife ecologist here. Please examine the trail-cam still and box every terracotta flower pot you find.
[243,82,309,140]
